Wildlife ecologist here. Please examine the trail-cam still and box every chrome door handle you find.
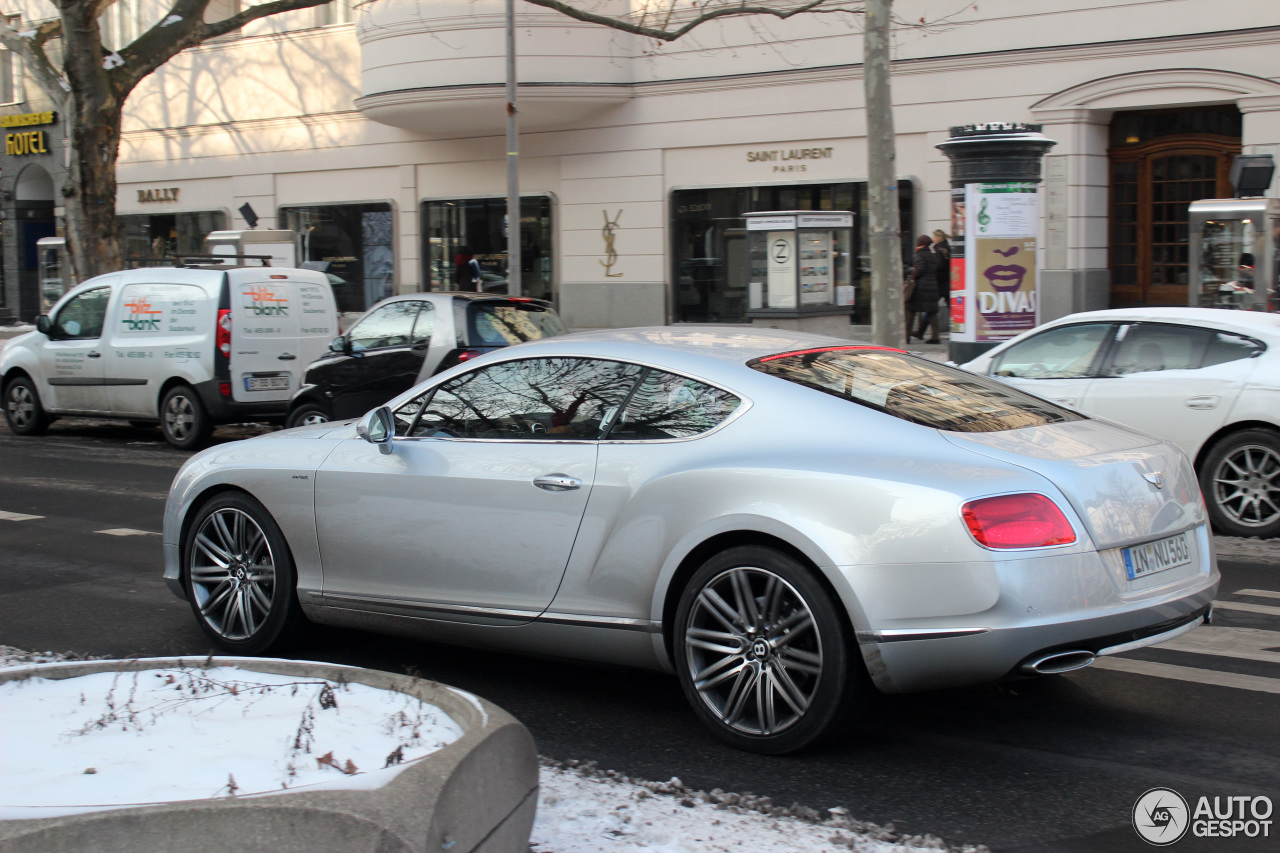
[534,474,582,492]
[278,353,297,361]
[86,351,101,359]
[1186,395,1218,410]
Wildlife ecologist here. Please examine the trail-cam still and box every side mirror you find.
[35,315,51,335]
[357,406,395,454]
[329,335,349,354]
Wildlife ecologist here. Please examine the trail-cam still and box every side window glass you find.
[992,323,1111,379]
[412,302,435,344]
[397,357,642,439]
[348,302,419,351]
[1201,332,1263,368]
[52,287,111,339]
[1104,324,1210,376]
[609,370,740,440]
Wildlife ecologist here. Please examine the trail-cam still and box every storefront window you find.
[280,202,395,314]
[421,196,554,303]
[671,181,913,324]
[118,211,227,261]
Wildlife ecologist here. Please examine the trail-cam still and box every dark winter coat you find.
[908,247,942,312]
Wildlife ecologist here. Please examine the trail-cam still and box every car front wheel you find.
[184,492,302,654]
[4,377,49,435]
[1200,428,1280,539]
[673,546,859,754]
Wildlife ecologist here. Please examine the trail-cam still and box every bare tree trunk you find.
[864,0,904,347]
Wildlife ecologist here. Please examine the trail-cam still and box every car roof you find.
[372,291,554,307]
[1039,307,1280,337]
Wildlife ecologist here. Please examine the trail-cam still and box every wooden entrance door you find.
[1109,137,1238,307]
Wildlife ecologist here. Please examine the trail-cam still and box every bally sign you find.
[138,188,180,203]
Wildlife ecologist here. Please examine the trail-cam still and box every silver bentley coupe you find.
[163,327,1219,753]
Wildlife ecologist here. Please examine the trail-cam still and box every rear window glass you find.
[468,302,566,346]
[749,347,1083,433]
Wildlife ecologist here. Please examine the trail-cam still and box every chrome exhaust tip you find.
[1019,650,1096,676]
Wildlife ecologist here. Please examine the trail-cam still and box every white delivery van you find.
[1,265,338,449]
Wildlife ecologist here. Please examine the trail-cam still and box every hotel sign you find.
[3,111,57,157]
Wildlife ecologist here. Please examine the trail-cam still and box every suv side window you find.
[397,357,642,439]
[606,370,741,440]
[52,287,111,339]
[991,323,1113,379]
[349,301,420,351]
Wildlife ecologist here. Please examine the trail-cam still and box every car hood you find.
[265,419,358,440]
[943,418,1205,551]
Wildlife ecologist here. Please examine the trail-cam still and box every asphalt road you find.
[2,417,1279,853]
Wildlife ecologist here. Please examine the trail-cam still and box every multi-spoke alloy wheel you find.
[1202,430,1280,539]
[161,385,211,450]
[184,493,300,653]
[675,547,856,754]
[4,378,48,435]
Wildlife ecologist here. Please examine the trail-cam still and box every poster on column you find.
[965,182,1040,342]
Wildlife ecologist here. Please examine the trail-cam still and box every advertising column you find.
[938,124,1056,364]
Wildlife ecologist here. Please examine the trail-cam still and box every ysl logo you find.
[600,209,623,278]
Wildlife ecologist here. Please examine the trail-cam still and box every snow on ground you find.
[0,660,462,819]
[533,760,987,853]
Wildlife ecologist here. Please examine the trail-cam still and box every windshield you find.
[749,347,1083,433]
[468,302,566,345]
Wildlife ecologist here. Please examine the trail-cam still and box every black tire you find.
[4,377,50,436]
[184,491,303,654]
[1199,428,1280,539]
[286,402,330,430]
[673,546,859,754]
[160,385,212,450]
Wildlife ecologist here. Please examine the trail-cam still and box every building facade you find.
[2,0,1278,327]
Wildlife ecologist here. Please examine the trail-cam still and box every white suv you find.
[2,265,338,448]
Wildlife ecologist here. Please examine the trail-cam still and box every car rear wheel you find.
[184,492,302,654]
[161,385,211,450]
[286,403,329,429]
[673,546,858,754]
[4,377,49,436]
[1200,429,1280,539]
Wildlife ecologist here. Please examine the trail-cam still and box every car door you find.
[314,356,643,621]
[1081,323,1258,459]
[986,321,1115,409]
[38,284,114,413]
[329,300,430,419]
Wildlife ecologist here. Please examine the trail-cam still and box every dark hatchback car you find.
[285,292,565,427]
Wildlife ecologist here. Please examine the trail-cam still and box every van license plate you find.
[1122,532,1192,580]
[244,375,289,391]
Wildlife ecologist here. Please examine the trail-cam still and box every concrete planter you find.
[0,656,538,853]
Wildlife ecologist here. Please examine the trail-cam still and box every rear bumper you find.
[194,379,289,424]
[861,575,1218,693]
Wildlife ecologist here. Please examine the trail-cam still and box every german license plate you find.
[1123,532,1192,580]
[244,375,289,391]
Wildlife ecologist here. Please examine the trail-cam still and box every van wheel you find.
[161,385,212,450]
[286,403,329,429]
[4,377,50,436]
[1200,428,1280,539]
[673,546,859,754]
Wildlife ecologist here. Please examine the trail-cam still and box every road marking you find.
[1213,600,1280,617]
[1157,626,1280,665]
[0,511,42,521]
[95,528,160,537]
[1091,657,1280,695]
[1234,588,1280,601]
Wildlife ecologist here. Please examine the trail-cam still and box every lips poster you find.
[963,182,1040,343]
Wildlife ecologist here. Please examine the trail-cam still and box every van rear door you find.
[228,273,301,404]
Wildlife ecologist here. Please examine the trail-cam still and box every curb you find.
[0,656,538,853]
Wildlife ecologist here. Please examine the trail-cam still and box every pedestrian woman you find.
[907,235,942,343]
[932,230,952,308]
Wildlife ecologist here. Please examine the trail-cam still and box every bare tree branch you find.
[519,0,857,42]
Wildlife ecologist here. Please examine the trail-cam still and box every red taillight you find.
[456,350,482,363]
[216,309,232,358]
[962,493,1076,549]
[219,382,232,397]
